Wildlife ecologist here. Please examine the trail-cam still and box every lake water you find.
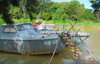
[84,27,100,60]
[0,47,74,64]
[0,27,100,64]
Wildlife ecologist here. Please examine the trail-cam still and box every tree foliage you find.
[65,0,84,20]
[0,0,19,24]
[61,14,69,22]
[0,0,98,24]
[90,0,100,11]
[42,13,51,20]
[90,0,100,21]
[78,9,96,21]
[0,0,39,23]
[26,0,39,21]
[42,0,90,22]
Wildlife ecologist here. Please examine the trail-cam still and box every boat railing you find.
[55,24,87,34]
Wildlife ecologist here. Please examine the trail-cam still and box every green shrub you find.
[61,14,69,22]
[42,13,51,20]
[78,9,97,22]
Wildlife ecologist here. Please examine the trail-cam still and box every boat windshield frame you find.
[17,25,25,31]
[22,24,32,30]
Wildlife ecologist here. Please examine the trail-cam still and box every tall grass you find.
[44,20,100,27]
[75,23,100,26]
[0,18,100,27]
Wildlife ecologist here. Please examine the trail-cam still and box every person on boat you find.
[35,20,41,25]
[32,20,41,28]
[32,20,41,32]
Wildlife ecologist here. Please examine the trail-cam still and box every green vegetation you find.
[0,18,100,27]
[43,20,100,26]
[0,0,100,27]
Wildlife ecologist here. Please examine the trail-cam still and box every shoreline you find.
[78,26,100,28]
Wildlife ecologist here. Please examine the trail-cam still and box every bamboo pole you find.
[68,21,99,63]
[70,28,80,41]
[77,34,95,61]
[66,21,77,34]
[48,40,59,64]
[69,21,77,32]
[69,21,94,60]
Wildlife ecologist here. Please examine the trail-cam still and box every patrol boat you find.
[0,23,66,55]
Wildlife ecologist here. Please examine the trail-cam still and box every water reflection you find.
[0,47,75,64]
[0,52,51,64]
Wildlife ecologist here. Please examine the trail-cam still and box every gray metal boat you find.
[0,23,66,55]
[33,27,90,43]
[32,23,90,43]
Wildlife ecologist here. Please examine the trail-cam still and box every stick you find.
[71,28,80,40]
[48,40,59,64]
[69,21,99,62]
[69,21,93,60]
[69,21,77,32]
[76,34,95,60]
[66,21,77,34]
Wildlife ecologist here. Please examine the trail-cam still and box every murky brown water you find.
[0,46,74,64]
[0,27,100,64]
[83,27,100,60]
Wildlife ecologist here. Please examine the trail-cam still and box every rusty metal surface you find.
[0,36,66,55]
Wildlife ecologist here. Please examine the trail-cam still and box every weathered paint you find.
[0,23,66,55]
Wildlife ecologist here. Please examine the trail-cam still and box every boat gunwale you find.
[0,37,59,40]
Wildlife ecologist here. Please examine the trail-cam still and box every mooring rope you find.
[93,55,100,62]
[48,38,59,64]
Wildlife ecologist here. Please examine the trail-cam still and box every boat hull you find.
[0,37,66,55]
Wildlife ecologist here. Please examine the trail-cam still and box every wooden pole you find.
[69,21,93,60]
[71,28,80,40]
[77,34,94,60]
[48,40,59,64]
[69,21,99,62]
[66,21,77,34]
[69,21,77,32]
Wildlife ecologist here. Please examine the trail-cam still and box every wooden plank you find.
[63,37,70,39]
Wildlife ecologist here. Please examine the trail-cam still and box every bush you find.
[70,15,78,21]
[61,14,69,22]
[78,9,97,22]
[42,13,51,20]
